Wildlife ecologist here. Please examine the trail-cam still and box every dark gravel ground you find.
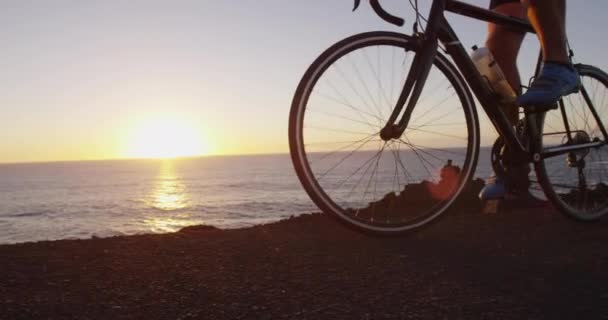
[1,204,608,319]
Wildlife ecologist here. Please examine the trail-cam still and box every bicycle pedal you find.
[481,199,502,214]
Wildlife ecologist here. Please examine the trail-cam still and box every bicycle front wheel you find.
[535,64,608,221]
[289,32,479,234]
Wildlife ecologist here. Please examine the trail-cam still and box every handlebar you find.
[353,0,405,27]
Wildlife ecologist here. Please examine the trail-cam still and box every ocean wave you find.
[91,204,118,210]
[2,210,53,218]
[146,204,218,214]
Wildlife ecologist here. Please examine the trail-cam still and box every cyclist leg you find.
[480,0,532,201]
[516,0,579,107]
[525,0,567,62]
[486,0,526,124]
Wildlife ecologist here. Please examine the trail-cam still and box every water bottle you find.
[470,45,517,103]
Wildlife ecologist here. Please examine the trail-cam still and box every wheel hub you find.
[380,124,405,141]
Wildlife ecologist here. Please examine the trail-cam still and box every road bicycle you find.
[289,0,608,234]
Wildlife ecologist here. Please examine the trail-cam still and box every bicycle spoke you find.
[598,80,607,118]
[411,92,456,125]
[388,142,402,192]
[305,125,374,136]
[317,83,385,124]
[576,90,592,134]
[360,142,387,210]
[346,146,387,200]
[412,102,460,129]
[410,122,466,129]
[399,137,436,182]
[390,46,396,109]
[314,132,380,162]
[415,77,450,107]
[362,47,393,115]
[345,53,385,120]
[306,138,381,146]
[406,127,467,141]
[315,134,379,181]
[308,107,381,130]
[333,62,382,124]
[402,141,466,157]
[392,51,411,104]
[389,141,414,184]
[400,140,444,163]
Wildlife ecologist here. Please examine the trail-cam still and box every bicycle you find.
[289,0,608,235]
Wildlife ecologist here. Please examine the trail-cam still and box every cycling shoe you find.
[517,62,580,108]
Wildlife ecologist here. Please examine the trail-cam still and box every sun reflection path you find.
[144,160,198,233]
[152,178,189,211]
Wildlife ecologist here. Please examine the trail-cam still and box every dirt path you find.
[1,206,607,319]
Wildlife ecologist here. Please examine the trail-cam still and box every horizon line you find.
[0,151,293,166]
[0,144,500,166]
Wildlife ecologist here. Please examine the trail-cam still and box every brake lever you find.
[353,0,361,11]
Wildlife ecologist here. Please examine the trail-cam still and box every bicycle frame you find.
[384,0,606,163]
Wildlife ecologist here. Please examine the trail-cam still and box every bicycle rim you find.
[289,32,479,234]
[535,64,608,221]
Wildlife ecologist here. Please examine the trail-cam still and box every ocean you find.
[0,150,495,244]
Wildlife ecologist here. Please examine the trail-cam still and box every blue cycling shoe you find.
[479,176,508,200]
[479,178,547,209]
[517,62,580,108]
[479,164,532,201]
[479,166,547,208]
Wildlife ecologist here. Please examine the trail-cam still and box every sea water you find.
[0,150,495,244]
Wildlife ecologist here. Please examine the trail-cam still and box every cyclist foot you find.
[479,175,547,209]
[479,176,507,200]
[517,62,580,108]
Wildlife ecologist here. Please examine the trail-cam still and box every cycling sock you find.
[544,60,575,70]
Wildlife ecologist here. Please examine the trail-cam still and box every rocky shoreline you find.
[1,204,607,319]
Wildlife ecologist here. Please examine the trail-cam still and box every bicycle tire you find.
[534,64,608,221]
[289,32,480,235]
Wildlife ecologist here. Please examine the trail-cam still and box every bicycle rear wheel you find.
[289,32,479,234]
[535,64,608,221]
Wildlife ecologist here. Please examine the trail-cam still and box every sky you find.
[0,0,606,163]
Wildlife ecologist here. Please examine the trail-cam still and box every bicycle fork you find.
[381,0,447,142]
[380,33,438,142]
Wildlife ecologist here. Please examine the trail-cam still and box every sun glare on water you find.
[125,118,210,159]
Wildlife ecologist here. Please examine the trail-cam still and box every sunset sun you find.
[124,118,210,159]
